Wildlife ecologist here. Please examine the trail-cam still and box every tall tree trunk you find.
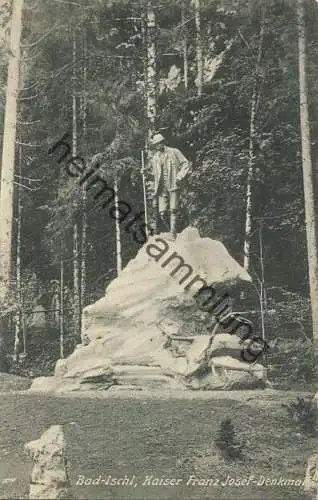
[146,1,156,136]
[141,150,149,237]
[59,255,64,359]
[0,0,24,301]
[243,10,265,272]
[114,175,122,275]
[194,0,203,97]
[145,1,157,232]
[181,3,188,89]
[72,29,81,341]
[13,143,22,361]
[258,222,266,343]
[80,26,87,319]
[297,0,318,348]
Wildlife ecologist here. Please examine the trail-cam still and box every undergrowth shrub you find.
[268,338,318,389]
[282,397,318,435]
[215,417,244,459]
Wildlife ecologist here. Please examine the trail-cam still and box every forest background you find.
[0,0,317,385]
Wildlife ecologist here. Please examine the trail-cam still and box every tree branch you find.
[16,141,41,147]
[21,28,56,48]
[51,0,92,8]
[238,28,251,50]
[18,81,39,92]
[13,181,40,191]
[17,119,40,125]
[17,95,39,101]
[15,174,41,182]
[174,16,195,30]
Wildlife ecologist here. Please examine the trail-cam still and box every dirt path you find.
[0,373,313,405]
[2,387,312,403]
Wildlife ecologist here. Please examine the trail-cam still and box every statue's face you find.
[156,142,165,152]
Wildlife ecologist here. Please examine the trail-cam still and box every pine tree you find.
[145,0,157,231]
[181,2,188,89]
[80,25,88,311]
[194,0,203,96]
[72,28,81,341]
[0,0,24,301]
[59,251,64,359]
[297,0,318,351]
[114,175,122,275]
[243,6,266,272]
[13,143,23,361]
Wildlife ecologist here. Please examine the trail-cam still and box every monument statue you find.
[149,133,192,238]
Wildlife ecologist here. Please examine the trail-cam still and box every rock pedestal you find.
[24,425,71,499]
[29,227,266,393]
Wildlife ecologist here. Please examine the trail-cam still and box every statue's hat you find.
[150,133,165,145]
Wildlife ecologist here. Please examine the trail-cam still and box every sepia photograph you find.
[0,0,318,498]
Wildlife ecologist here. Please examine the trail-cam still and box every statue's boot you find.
[152,198,159,234]
[151,216,159,235]
[159,211,170,233]
[170,210,177,240]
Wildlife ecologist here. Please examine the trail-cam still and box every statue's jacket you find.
[152,146,192,195]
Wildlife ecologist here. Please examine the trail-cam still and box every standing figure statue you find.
[150,133,192,239]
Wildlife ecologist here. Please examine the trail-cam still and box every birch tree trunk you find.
[181,3,188,90]
[59,256,64,359]
[72,29,81,341]
[258,222,266,343]
[13,144,22,361]
[297,0,318,349]
[146,1,156,136]
[80,26,87,315]
[0,0,24,301]
[114,175,122,276]
[243,11,265,272]
[140,15,150,225]
[194,0,203,97]
[145,1,157,232]
[141,150,149,237]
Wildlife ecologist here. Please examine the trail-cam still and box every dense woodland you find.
[0,0,318,382]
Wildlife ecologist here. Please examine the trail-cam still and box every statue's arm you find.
[175,149,193,181]
[175,148,191,168]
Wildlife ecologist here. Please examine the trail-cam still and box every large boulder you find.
[30,227,265,392]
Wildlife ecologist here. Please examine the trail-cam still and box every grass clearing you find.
[0,373,31,392]
[0,389,315,499]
